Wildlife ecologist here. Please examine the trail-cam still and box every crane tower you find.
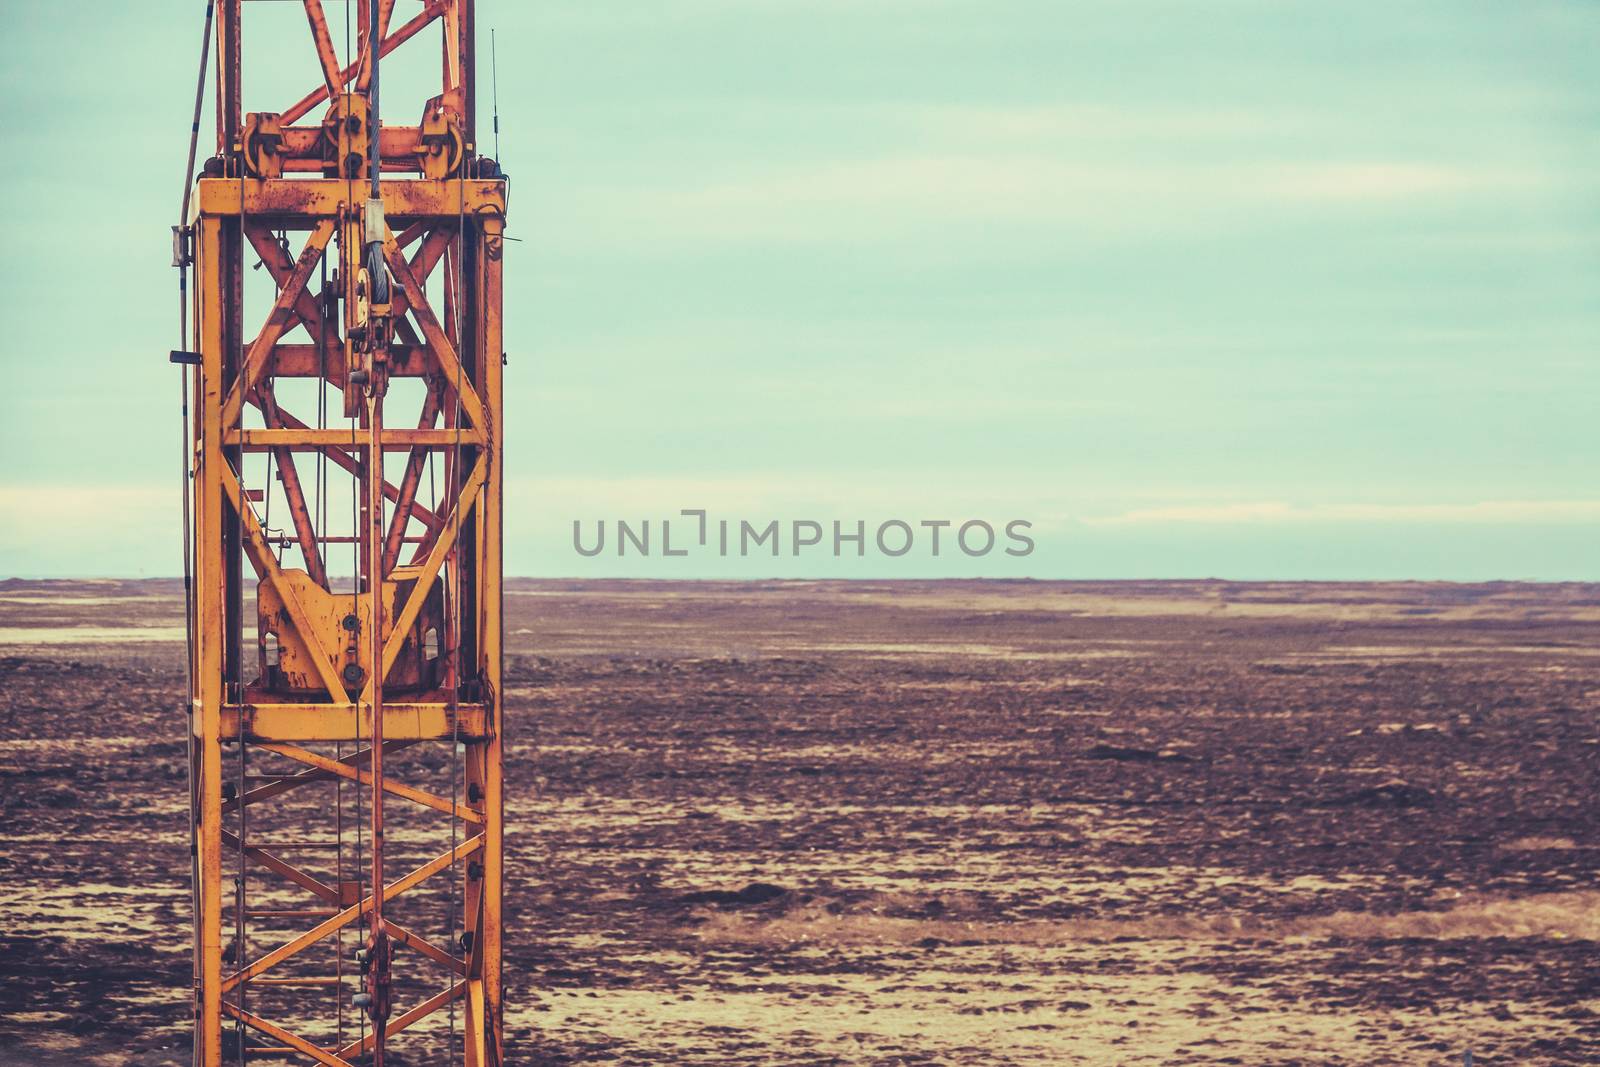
[175,1,506,1062]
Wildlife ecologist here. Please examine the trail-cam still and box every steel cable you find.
[234,41,250,1062]
[176,8,213,1064]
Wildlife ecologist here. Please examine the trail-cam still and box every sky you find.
[0,0,1596,579]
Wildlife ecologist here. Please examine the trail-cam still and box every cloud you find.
[555,150,1546,248]
[509,474,1068,519]
[0,486,170,523]
[897,102,1286,142]
[1260,162,1532,202]
[1085,500,1600,526]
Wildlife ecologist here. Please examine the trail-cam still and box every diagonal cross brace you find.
[223,740,414,815]
[223,1003,355,1067]
[268,402,445,532]
[244,224,328,342]
[221,464,348,702]
[222,829,339,902]
[383,378,444,570]
[260,741,485,824]
[256,381,329,587]
[224,220,336,429]
[383,228,488,432]
[387,921,468,976]
[300,0,344,99]
[390,227,453,325]
[355,0,398,92]
[362,452,488,702]
[336,981,466,1061]
[223,834,483,993]
[280,0,447,125]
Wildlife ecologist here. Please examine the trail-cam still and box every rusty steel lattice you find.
[176,1,506,1063]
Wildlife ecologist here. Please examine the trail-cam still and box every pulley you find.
[362,927,394,1026]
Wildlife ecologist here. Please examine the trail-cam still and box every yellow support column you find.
[194,215,226,1067]
[480,211,506,1062]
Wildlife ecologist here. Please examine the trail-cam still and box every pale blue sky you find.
[0,1,1595,578]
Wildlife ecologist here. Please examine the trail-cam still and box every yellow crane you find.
[173,2,507,1062]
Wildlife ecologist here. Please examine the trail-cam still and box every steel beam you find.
[220,702,489,743]
[188,1,506,1060]
[196,178,506,221]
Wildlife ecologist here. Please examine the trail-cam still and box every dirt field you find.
[1,578,1597,1064]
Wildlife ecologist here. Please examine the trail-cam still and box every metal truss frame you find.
[184,2,505,1063]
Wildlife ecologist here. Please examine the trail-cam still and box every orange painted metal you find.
[185,1,506,1062]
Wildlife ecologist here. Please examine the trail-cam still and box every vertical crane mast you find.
[178,2,506,1063]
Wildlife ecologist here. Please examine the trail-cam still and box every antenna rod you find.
[178,1,214,229]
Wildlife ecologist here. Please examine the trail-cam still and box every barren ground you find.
[1,578,1598,1064]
